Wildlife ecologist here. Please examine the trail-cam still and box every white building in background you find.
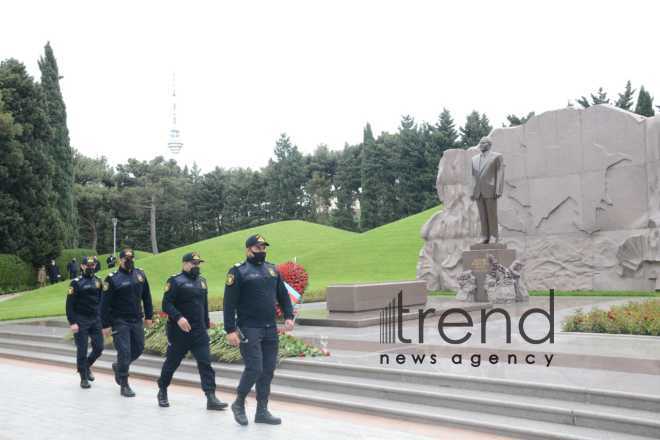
[167,74,183,155]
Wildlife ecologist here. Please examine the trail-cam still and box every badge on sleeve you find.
[226,273,235,286]
[268,268,277,277]
[137,273,144,283]
[68,287,74,295]
[201,280,207,289]
[165,282,171,292]
[95,280,101,289]
[103,282,109,292]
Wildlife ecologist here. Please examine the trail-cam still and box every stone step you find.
[0,346,655,440]
[2,328,658,413]
[0,337,658,439]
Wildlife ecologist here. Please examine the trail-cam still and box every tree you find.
[577,87,609,108]
[39,42,77,247]
[332,143,361,231]
[265,134,307,221]
[73,152,113,251]
[304,144,337,225]
[0,59,64,264]
[395,115,427,216]
[615,81,635,111]
[434,108,458,150]
[506,111,535,127]
[460,111,492,147]
[634,86,655,117]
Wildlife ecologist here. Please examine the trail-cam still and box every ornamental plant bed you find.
[562,299,660,336]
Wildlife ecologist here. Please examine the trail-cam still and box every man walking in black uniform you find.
[66,256,104,389]
[101,248,153,397]
[48,259,61,284]
[156,252,227,410]
[224,234,295,426]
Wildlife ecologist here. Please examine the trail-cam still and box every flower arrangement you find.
[275,261,309,318]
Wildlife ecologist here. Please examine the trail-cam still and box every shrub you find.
[562,300,660,336]
[0,254,36,294]
[143,315,323,363]
[54,248,96,280]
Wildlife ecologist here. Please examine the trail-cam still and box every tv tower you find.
[167,73,183,155]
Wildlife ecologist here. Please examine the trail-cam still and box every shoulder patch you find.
[68,286,74,295]
[103,281,110,292]
[226,273,235,286]
[165,281,171,292]
[95,279,102,289]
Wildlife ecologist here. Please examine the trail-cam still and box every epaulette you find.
[234,262,243,267]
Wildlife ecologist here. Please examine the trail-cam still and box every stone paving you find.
[0,358,509,440]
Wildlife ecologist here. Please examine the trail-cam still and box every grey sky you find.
[2,0,659,172]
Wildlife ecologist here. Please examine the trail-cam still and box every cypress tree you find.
[634,86,655,117]
[38,42,77,247]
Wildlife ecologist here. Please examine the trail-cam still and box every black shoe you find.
[120,379,136,397]
[231,399,248,426]
[206,391,228,410]
[79,371,91,389]
[157,387,169,407]
[111,363,120,385]
[87,367,95,382]
[255,400,281,425]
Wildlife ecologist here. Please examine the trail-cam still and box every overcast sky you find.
[2,0,659,172]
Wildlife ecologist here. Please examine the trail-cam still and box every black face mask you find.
[189,266,200,278]
[248,252,266,264]
[84,268,94,277]
[123,259,134,271]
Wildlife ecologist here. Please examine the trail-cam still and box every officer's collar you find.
[182,270,198,279]
[118,266,133,274]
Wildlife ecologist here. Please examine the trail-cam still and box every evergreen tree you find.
[39,42,77,247]
[0,59,64,264]
[506,111,535,126]
[634,86,655,117]
[435,108,458,150]
[460,111,491,147]
[395,115,426,216]
[265,134,306,221]
[615,81,635,111]
[577,86,610,108]
[332,143,361,231]
[359,123,383,230]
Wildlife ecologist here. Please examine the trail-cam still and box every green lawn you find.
[0,207,438,321]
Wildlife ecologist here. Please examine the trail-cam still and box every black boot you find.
[79,371,91,389]
[206,391,228,410]
[255,400,281,425]
[87,366,95,382]
[157,387,169,407]
[231,395,248,426]
[120,377,136,397]
[111,362,120,385]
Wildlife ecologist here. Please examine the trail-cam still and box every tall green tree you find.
[0,59,64,264]
[634,86,655,117]
[265,134,307,221]
[460,111,492,147]
[395,115,427,216]
[615,81,635,111]
[39,42,76,247]
[73,152,113,251]
[332,143,361,231]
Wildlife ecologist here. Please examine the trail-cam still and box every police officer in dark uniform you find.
[101,248,153,397]
[156,252,228,411]
[66,256,104,389]
[224,234,294,426]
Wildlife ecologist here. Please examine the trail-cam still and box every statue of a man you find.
[470,137,504,244]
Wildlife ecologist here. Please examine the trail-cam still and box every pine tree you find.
[634,86,655,117]
[0,58,64,264]
[435,108,458,150]
[460,111,491,147]
[506,112,535,126]
[615,81,635,111]
[395,115,426,216]
[265,134,306,220]
[39,42,77,247]
[577,87,610,108]
[332,144,361,231]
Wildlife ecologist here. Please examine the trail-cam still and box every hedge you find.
[0,254,36,294]
[54,248,97,280]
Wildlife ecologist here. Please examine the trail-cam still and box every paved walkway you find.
[0,359,508,440]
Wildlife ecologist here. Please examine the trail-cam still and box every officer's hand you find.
[70,323,79,334]
[284,319,294,332]
[226,331,240,347]
[102,327,111,337]
[177,317,191,333]
[145,319,153,328]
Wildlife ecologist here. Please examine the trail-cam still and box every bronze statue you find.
[470,137,504,244]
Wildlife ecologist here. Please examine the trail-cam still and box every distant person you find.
[66,256,104,389]
[67,258,79,280]
[47,260,61,284]
[93,256,101,273]
[156,252,227,411]
[107,255,117,269]
[223,234,294,426]
[37,266,47,288]
[101,248,153,397]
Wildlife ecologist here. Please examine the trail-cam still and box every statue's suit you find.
[471,150,504,240]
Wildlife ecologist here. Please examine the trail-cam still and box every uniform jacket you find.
[66,275,103,324]
[162,271,210,333]
[100,267,153,328]
[223,260,294,333]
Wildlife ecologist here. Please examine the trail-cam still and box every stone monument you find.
[417,105,660,292]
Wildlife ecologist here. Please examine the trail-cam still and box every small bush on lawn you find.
[562,299,660,336]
